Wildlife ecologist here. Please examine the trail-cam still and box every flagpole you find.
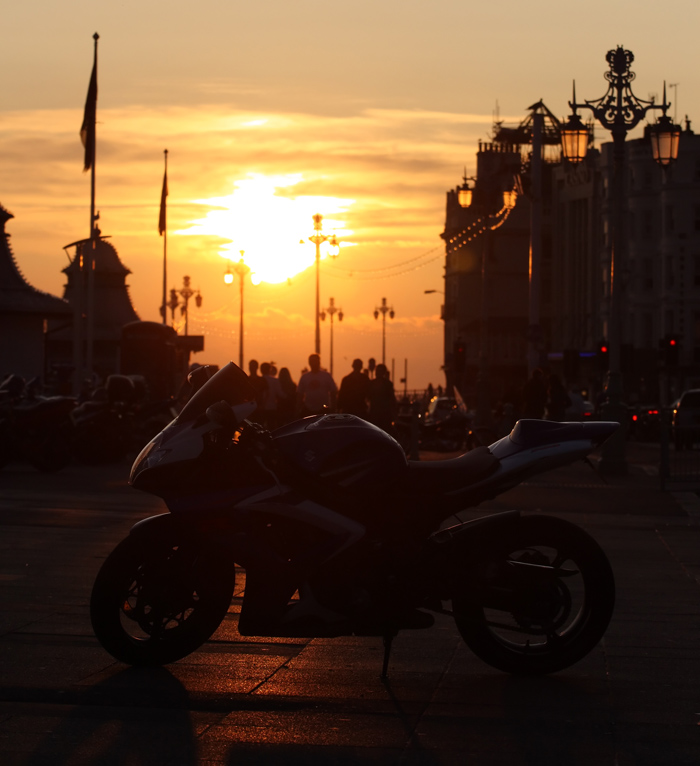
[161,149,168,324]
[86,32,99,380]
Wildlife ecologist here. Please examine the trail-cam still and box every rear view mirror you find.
[206,400,237,428]
[188,365,215,393]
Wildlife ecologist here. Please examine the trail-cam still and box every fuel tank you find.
[272,414,408,491]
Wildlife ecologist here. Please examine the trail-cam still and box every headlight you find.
[130,438,166,483]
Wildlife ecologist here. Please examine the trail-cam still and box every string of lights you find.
[324,251,445,280]
[326,244,443,274]
[324,204,513,280]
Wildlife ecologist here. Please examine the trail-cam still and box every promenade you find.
[0,442,698,765]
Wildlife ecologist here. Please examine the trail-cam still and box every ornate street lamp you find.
[374,297,395,365]
[168,275,202,336]
[320,297,343,377]
[502,187,518,211]
[560,100,590,165]
[649,104,682,167]
[308,214,340,355]
[561,46,680,474]
[224,250,251,369]
[458,168,475,209]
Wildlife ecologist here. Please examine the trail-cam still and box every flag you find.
[158,166,168,235]
[80,58,97,172]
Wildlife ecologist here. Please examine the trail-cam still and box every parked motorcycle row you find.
[0,373,177,471]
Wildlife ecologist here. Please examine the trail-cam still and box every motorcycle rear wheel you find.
[90,534,234,666]
[453,515,615,675]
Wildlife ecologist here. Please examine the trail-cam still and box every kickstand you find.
[381,631,396,680]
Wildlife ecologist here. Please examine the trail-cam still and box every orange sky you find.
[2,1,698,389]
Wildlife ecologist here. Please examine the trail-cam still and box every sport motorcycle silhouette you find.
[90,362,617,676]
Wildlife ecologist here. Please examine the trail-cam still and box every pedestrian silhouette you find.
[337,358,370,417]
[277,367,297,425]
[522,367,547,419]
[259,361,285,429]
[546,373,571,422]
[367,363,397,434]
[297,353,338,416]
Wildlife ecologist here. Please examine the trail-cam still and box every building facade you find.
[0,205,71,381]
[48,234,140,383]
[441,141,531,408]
[442,116,700,411]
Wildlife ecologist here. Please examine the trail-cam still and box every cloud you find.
[0,101,469,386]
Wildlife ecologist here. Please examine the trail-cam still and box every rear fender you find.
[426,511,522,597]
[430,510,521,548]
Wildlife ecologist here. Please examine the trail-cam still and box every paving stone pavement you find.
[0,444,699,765]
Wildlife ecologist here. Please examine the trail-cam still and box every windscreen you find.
[176,362,256,424]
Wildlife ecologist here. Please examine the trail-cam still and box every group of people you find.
[246,355,397,433]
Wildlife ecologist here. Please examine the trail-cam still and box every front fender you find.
[129,512,175,540]
[128,512,236,582]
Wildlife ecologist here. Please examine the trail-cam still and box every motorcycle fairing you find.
[129,419,218,485]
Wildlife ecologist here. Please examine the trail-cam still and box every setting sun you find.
[178,174,355,284]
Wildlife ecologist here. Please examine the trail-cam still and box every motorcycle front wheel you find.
[453,515,615,675]
[90,533,234,666]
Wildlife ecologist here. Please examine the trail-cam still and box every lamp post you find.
[167,275,202,336]
[224,250,251,369]
[374,297,395,365]
[320,297,343,377]
[560,46,680,474]
[308,214,340,355]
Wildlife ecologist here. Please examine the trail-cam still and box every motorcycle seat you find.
[405,446,498,493]
[509,419,618,448]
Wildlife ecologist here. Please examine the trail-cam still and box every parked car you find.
[630,404,661,441]
[671,389,700,450]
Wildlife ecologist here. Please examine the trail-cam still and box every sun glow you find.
[180,174,354,284]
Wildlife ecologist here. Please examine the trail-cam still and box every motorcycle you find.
[71,375,146,465]
[0,375,76,472]
[90,362,618,677]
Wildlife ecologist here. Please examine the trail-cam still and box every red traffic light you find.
[599,345,608,354]
[669,338,677,346]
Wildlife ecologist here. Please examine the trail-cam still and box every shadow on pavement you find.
[24,667,196,765]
